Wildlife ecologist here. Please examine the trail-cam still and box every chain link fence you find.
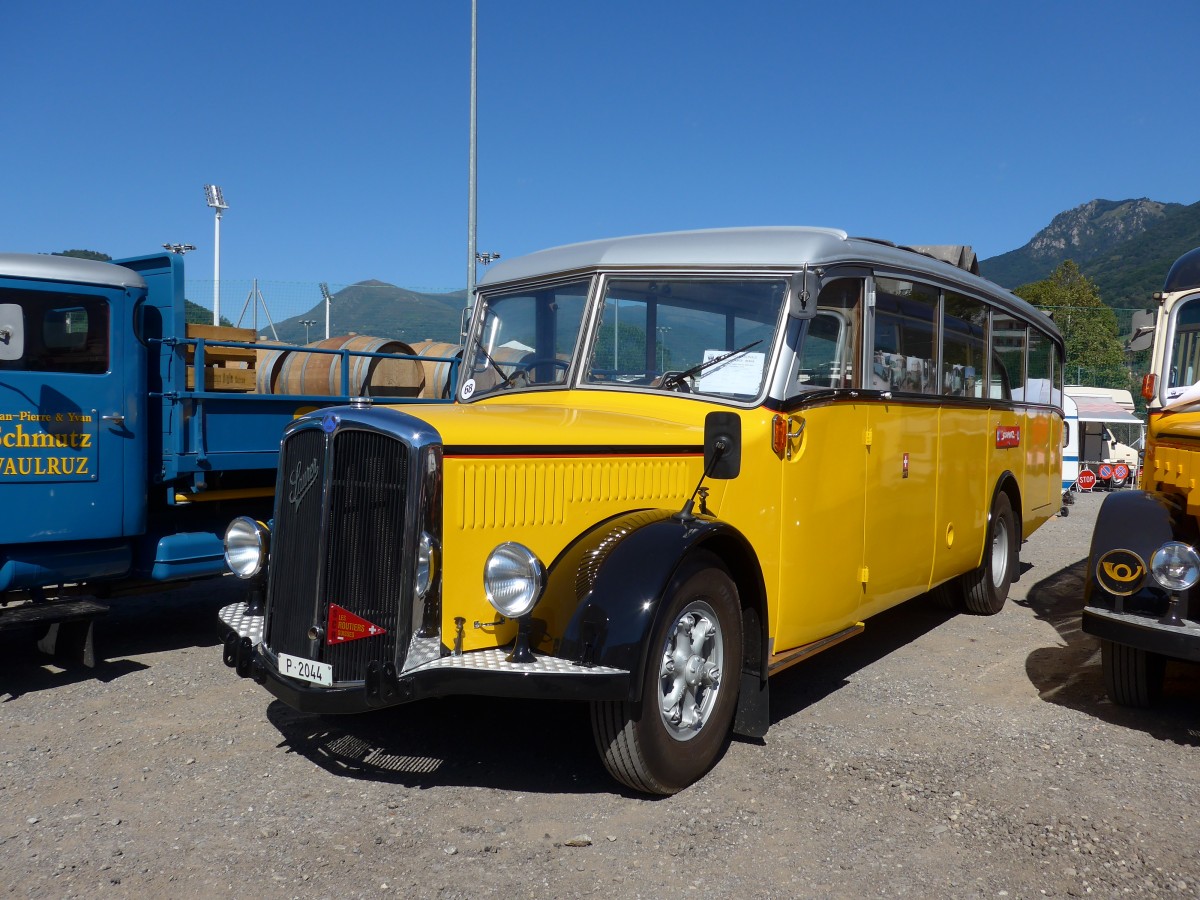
[183,283,1157,392]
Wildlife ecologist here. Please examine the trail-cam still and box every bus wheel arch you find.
[962,477,1021,615]
[938,474,1021,616]
[590,548,745,794]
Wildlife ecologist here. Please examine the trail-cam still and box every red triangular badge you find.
[326,603,387,644]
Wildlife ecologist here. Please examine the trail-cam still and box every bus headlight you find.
[415,531,437,600]
[1150,542,1200,593]
[483,542,545,618]
[224,517,270,579]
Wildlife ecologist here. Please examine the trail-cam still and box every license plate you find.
[278,652,333,687]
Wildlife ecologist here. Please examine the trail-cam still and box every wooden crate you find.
[184,324,257,366]
[185,324,257,389]
[187,366,258,392]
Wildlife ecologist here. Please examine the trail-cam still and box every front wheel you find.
[590,552,742,795]
[1102,640,1165,707]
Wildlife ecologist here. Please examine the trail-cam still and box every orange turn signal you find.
[772,414,787,456]
[1142,373,1156,402]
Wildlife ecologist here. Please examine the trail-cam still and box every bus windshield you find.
[1167,294,1200,399]
[462,275,789,402]
[585,277,787,399]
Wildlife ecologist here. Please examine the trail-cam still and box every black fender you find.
[1084,490,1177,607]
[548,508,770,737]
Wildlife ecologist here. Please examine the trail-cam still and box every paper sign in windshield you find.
[697,351,765,395]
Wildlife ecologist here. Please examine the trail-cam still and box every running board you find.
[768,623,865,676]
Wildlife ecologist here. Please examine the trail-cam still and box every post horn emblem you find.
[1094,549,1147,597]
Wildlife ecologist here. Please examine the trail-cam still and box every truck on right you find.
[1083,246,1200,705]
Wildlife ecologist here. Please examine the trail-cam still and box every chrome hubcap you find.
[990,515,1010,589]
[658,600,724,741]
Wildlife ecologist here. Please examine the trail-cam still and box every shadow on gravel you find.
[0,578,241,697]
[766,596,955,725]
[1018,560,1200,747]
[265,695,616,795]
[262,597,960,795]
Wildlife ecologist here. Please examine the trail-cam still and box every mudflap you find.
[5,598,111,668]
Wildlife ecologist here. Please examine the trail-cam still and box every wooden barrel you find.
[409,341,462,398]
[276,335,424,397]
[255,344,288,394]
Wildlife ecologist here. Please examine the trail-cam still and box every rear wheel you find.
[961,491,1018,615]
[591,552,742,795]
[1101,639,1165,707]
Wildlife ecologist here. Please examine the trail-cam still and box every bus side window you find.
[793,278,861,390]
[943,291,986,398]
[873,277,938,395]
[991,314,1026,401]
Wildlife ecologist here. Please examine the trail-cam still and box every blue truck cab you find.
[0,251,451,660]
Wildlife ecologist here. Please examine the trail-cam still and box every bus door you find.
[774,277,868,651]
[0,277,139,543]
[861,277,939,616]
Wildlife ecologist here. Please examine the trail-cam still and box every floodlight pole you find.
[320,283,333,340]
[466,0,478,305]
[212,211,222,325]
[204,185,229,326]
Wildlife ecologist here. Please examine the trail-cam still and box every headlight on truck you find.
[483,542,545,618]
[224,517,270,579]
[1150,542,1200,592]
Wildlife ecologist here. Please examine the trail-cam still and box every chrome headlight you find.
[415,531,437,600]
[224,517,270,579]
[483,542,545,618]
[1150,541,1200,592]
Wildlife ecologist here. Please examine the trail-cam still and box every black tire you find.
[1101,639,1165,707]
[961,491,1018,615]
[590,552,742,795]
[928,580,966,612]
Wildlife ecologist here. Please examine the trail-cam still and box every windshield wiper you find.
[661,340,763,390]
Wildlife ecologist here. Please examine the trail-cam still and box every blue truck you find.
[0,251,451,663]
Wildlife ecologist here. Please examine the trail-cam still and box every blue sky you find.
[5,1,1198,296]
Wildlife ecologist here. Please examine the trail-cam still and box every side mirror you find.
[787,267,820,319]
[0,304,24,360]
[704,412,741,479]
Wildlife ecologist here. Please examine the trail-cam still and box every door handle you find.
[102,413,125,427]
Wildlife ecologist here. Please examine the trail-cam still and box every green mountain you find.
[269,281,468,347]
[980,198,1200,309]
[1078,201,1200,306]
[980,199,1184,289]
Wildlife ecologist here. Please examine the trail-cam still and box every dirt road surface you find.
[3,490,1198,898]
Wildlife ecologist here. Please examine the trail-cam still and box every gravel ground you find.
[2,489,1199,899]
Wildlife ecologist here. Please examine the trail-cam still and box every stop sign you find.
[1077,469,1097,490]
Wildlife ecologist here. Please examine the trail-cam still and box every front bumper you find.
[1082,606,1200,662]
[219,601,631,713]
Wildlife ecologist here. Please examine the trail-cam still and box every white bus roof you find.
[478,227,1059,338]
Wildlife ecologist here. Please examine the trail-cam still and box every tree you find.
[1015,261,1128,388]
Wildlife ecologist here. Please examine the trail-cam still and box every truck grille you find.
[265,426,411,683]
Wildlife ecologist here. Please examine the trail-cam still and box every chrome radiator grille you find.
[265,426,411,683]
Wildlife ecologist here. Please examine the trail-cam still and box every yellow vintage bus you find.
[1083,246,1200,705]
[220,227,1064,794]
